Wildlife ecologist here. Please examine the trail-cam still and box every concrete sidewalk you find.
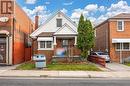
[106,63,130,71]
[0,70,130,78]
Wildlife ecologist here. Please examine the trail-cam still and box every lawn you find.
[16,62,101,71]
[124,62,130,66]
[16,62,35,70]
[47,64,101,71]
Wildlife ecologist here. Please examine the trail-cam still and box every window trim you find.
[117,20,124,31]
[56,19,62,27]
[38,41,53,50]
[115,43,130,51]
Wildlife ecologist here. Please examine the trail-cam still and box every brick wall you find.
[13,3,34,64]
[95,22,109,52]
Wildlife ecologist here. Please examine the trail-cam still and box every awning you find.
[112,38,130,43]
[37,37,53,41]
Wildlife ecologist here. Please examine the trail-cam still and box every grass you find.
[124,62,130,66]
[16,61,101,71]
[47,63,101,71]
[16,62,35,70]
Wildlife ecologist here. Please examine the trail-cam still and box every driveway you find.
[106,63,130,71]
[0,65,18,74]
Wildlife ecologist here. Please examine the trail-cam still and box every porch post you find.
[54,36,57,45]
[74,36,77,45]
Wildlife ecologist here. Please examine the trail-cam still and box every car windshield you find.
[97,52,107,55]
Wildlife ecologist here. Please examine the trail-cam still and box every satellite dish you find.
[0,17,9,22]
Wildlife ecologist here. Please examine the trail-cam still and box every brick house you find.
[94,13,130,63]
[30,11,80,63]
[0,0,34,65]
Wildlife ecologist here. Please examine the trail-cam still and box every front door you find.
[0,37,6,63]
[62,39,69,56]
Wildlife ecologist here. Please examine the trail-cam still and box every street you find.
[0,77,130,86]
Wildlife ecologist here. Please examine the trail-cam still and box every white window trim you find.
[115,43,130,51]
[117,20,124,31]
[38,41,54,50]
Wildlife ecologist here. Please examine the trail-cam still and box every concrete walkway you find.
[106,63,130,71]
[0,70,130,78]
[0,63,130,78]
[0,65,19,74]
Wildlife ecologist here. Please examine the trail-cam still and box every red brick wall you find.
[109,19,130,62]
[95,19,130,62]
[35,38,81,63]
[37,50,54,63]
[13,3,34,64]
[94,22,109,52]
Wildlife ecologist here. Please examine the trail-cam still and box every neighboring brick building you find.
[0,0,34,65]
[95,13,130,63]
[30,11,80,63]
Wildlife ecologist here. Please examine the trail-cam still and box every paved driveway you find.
[106,63,130,71]
[0,65,18,74]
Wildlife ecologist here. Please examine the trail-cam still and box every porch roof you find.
[37,37,53,41]
[38,32,54,37]
[112,38,130,43]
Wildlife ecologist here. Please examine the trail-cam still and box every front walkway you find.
[106,63,130,71]
[0,65,19,74]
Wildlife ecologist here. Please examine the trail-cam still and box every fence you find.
[88,55,106,67]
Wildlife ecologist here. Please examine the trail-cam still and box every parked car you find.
[90,52,110,62]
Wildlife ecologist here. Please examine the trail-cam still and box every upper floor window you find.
[57,19,62,27]
[117,20,124,31]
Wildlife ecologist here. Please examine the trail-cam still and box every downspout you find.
[120,42,123,64]
[12,17,15,65]
[12,0,15,65]
[108,20,111,60]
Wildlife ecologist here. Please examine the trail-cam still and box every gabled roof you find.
[112,13,130,19]
[30,10,77,38]
[54,23,78,35]
[42,10,77,27]
[95,13,130,28]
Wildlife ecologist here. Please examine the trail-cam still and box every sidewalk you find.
[0,70,130,78]
[0,64,130,78]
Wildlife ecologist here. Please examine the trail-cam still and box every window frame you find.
[117,20,124,31]
[38,41,53,50]
[115,43,130,51]
[56,19,62,27]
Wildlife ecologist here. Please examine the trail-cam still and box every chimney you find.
[35,14,39,30]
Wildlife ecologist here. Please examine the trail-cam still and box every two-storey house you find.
[95,13,130,63]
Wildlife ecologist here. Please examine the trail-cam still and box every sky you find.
[16,0,130,25]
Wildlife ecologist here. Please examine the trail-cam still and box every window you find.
[116,43,130,51]
[123,43,129,50]
[57,19,62,27]
[117,20,124,31]
[116,43,121,50]
[46,41,52,48]
[40,41,45,48]
[39,41,53,50]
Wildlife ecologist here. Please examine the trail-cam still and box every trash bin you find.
[33,54,46,68]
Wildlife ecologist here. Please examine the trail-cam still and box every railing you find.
[88,55,106,67]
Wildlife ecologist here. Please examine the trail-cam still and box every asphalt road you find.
[0,77,130,86]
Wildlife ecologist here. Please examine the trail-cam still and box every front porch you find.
[52,35,81,62]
